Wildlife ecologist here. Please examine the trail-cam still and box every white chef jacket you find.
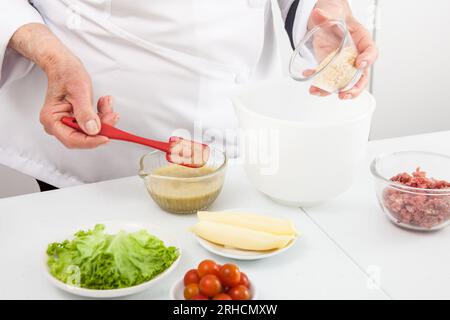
[0,0,317,187]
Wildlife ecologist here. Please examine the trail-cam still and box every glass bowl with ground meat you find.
[371,151,450,231]
[139,148,226,214]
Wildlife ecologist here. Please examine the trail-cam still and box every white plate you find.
[170,278,258,300]
[44,221,181,298]
[195,235,297,261]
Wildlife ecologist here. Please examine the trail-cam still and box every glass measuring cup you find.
[289,19,362,93]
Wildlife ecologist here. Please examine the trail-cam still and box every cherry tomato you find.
[184,283,200,300]
[213,293,232,300]
[191,294,208,300]
[228,285,251,300]
[199,275,222,297]
[219,264,241,287]
[184,269,200,286]
[239,272,250,288]
[198,259,220,277]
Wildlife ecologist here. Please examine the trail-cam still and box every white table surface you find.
[304,130,450,300]
[1,131,449,300]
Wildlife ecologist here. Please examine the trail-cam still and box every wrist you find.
[308,0,353,30]
[40,51,83,78]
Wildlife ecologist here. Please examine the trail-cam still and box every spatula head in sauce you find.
[167,137,210,168]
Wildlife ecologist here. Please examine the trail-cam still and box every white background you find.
[1,0,450,197]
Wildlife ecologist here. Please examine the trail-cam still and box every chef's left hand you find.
[308,0,378,99]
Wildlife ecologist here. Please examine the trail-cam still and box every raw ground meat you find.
[383,168,450,229]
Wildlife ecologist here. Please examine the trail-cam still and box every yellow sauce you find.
[147,165,224,214]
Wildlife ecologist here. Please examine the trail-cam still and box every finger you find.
[310,86,331,97]
[348,21,378,69]
[52,120,108,149]
[99,112,120,126]
[355,45,378,69]
[40,102,72,135]
[65,81,101,136]
[338,70,369,99]
[97,95,113,115]
[303,69,316,77]
[97,95,119,126]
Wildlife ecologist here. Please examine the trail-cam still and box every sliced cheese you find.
[197,211,298,236]
[191,221,295,251]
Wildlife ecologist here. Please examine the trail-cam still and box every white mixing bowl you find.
[233,77,375,207]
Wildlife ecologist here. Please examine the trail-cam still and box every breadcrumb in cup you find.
[312,46,360,93]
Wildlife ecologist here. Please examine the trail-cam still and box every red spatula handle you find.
[61,116,170,152]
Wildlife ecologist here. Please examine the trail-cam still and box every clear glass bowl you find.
[370,151,450,231]
[139,149,226,214]
[289,19,362,93]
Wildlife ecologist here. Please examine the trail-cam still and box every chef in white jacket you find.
[0,0,377,190]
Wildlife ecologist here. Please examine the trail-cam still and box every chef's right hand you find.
[8,23,119,149]
[40,58,119,149]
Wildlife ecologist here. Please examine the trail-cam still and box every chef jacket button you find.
[247,0,265,9]
[235,72,249,84]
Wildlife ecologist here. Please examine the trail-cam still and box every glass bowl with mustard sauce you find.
[139,149,227,214]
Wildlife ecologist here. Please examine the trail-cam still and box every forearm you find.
[7,23,79,75]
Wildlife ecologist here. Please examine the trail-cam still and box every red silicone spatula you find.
[61,116,210,168]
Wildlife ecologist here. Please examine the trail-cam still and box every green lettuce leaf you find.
[47,224,179,289]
